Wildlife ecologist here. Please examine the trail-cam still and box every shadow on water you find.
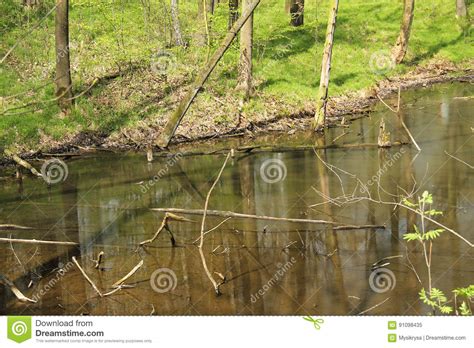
[0,82,473,315]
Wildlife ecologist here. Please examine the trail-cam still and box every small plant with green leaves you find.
[453,285,474,316]
[403,191,444,295]
[403,191,473,315]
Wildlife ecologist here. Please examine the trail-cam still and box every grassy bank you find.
[0,0,472,152]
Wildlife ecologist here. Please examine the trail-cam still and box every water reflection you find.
[0,83,473,315]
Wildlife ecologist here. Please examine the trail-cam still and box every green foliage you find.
[0,0,473,150]
[419,288,453,314]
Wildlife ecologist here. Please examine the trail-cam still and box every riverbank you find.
[1,0,472,164]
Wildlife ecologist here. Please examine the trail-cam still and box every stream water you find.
[0,82,473,315]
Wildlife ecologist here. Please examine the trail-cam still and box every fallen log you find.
[4,149,42,177]
[151,208,385,230]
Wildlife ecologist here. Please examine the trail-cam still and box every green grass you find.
[0,0,472,151]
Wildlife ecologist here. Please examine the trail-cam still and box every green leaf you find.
[402,198,417,208]
[440,305,453,314]
[403,233,421,241]
[424,229,445,240]
[459,302,471,316]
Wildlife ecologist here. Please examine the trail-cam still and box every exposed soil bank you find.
[1,61,472,167]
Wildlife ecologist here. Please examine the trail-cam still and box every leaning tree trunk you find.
[392,0,415,64]
[313,0,339,131]
[55,0,73,110]
[289,0,304,26]
[170,0,185,46]
[229,0,239,29]
[238,0,254,99]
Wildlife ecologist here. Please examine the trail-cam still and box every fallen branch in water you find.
[4,149,42,177]
[139,213,193,247]
[0,237,78,246]
[0,224,33,230]
[198,153,232,295]
[376,90,421,152]
[72,256,103,297]
[445,151,473,169]
[0,275,37,303]
[112,260,144,288]
[92,251,104,269]
[151,208,382,229]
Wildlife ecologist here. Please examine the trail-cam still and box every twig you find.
[0,275,37,303]
[445,151,473,169]
[139,213,193,247]
[93,251,104,269]
[0,237,78,246]
[358,297,390,315]
[192,217,232,244]
[198,153,231,295]
[112,260,144,288]
[72,256,103,297]
[0,224,33,230]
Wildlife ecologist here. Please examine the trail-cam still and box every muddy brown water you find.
[0,82,473,315]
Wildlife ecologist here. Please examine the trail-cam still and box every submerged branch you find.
[0,274,37,303]
[152,208,382,230]
[0,237,78,246]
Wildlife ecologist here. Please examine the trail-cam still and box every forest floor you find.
[0,0,473,161]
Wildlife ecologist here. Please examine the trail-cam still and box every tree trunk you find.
[391,0,415,64]
[229,0,239,29]
[456,0,468,18]
[55,0,73,110]
[285,0,291,13]
[237,0,253,99]
[23,0,39,6]
[289,0,304,26]
[156,0,261,148]
[207,0,215,14]
[313,0,339,131]
[170,0,185,46]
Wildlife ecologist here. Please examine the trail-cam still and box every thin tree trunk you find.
[170,0,185,46]
[23,0,39,6]
[207,0,215,13]
[456,0,468,18]
[392,0,415,64]
[55,0,73,110]
[289,0,304,26]
[313,0,339,131]
[229,0,239,29]
[237,0,254,99]
[156,0,261,148]
[285,0,291,13]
